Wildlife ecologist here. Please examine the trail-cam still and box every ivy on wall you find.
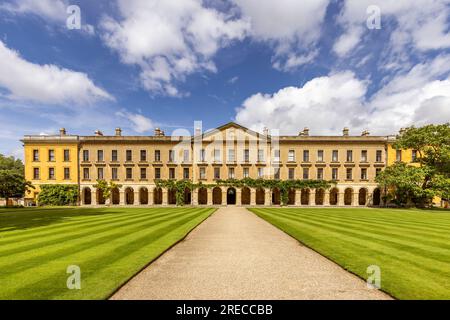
[155,178,334,206]
[37,184,79,206]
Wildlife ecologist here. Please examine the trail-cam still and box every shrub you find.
[37,185,79,206]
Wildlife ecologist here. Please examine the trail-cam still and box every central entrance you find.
[227,187,236,205]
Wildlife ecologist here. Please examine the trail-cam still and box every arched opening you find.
[140,187,148,205]
[227,188,236,205]
[315,188,325,205]
[125,187,134,205]
[329,188,338,205]
[168,189,177,205]
[83,188,91,205]
[184,187,192,205]
[288,188,295,205]
[359,188,368,206]
[272,188,281,205]
[241,187,250,205]
[301,189,310,205]
[256,188,265,205]
[153,188,162,205]
[213,187,222,205]
[373,188,381,206]
[344,188,353,206]
[198,187,207,205]
[96,189,105,205]
[111,187,120,205]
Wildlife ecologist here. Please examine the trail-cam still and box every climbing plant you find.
[155,178,333,206]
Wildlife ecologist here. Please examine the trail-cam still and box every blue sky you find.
[1,0,450,159]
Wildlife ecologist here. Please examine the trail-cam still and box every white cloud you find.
[235,55,450,135]
[0,40,113,104]
[116,111,155,133]
[228,76,239,84]
[0,0,67,22]
[100,0,249,97]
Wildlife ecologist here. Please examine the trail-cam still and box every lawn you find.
[249,207,450,300]
[0,206,215,300]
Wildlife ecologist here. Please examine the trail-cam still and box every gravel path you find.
[111,207,391,300]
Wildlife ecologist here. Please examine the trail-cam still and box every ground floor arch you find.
[198,187,207,205]
[96,189,105,205]
[213,187,222,205]
[241,187,251,205]
[344,188,353,206]
[315,189,325,205]
[359,188,368,206]
[168,189,177,205]
[301,189,310,205]
[83,187,91,205]
[154,188,162,205]
[111,187,120,205]
[272,188,281,205]
[184,187,191,205]
[373,188,381,206]
[256,188,265,205]
[330,188,338,205]
[227,187,236,205]
[125,187,134,205]
[139,187,148,205]
[288,188,295,205]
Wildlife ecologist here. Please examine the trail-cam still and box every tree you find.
[93,180,121,205]
[0,155,33,206]
[37,185,78,206]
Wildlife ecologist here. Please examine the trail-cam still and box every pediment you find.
[195,122,269,143]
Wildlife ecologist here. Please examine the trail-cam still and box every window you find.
[48,167,55,180]
[288,168,295,180]
[273,149,280,162]
[332,168,338,180]
[155,168,161,179]
[214,149,221,162]
[48,149,55,162]
[183,150,190,162]
[317,150,324,162]
[154,150,160,162]
[317,168,324,180]
[288,150,295,162]
[257,149,264,162]
[97,167,104,180]
[214,167,220,179]
[83,150,89,162]
[126,168,132,179]
[33,149,39,161]
[169,168,175,179]
[376,168,382,177]
[97,150,104,162]
[412,150,418,162]
[244,149,249,162]
[376,150,382,162]
[183,168,189,179]
[64,149,70,162]
[243,167,249,178]
[257,167,264,178]
[199,167,206,179]
[228,149,235,162]
[332,150,338,162]
[346,168,353,180]
[126,150,132,161]
[140,150,147,161]
[112,150,118,161]
[112,167,118,180]
[396,149,402,162]
[346,150,353,162]
[169,150,175,162]
[361,150,368,162]
[274,168,280,180]
[228,167,235,179]
[303,150,309,162]
[199,149,205,162]
[140,167,147,179]
[361,168,368,180]
[302,167,309,180]
[33,167,40,180]
[83,168,90,180]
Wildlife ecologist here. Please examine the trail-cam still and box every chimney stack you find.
[361,130,370,136]
[59,128,66,136]
[115,127,122,136]
[303,127,309,136]
[343,127,349,136]
[154,128,165,136]
[94,130,103,136]
[195,127,202,136]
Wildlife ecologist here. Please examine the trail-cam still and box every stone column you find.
[207,188,213,205]
[162,188,168,206]
[265,188,271,206]
[192,189,198,205]
[250,189,256,206]
[310,189,315,206]
[338,192,345,206]
[352,190,359,206]
[221,187,227,205]
[324,191,330,206]
[119,191,125,205]
[134,191,140,205]
[148,187,154,205]
[91,188,97,205]
[236,189,242,206]
[295,189,301,206]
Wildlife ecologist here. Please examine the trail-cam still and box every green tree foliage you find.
[0,154,32,205]
[37,185,79,206]
[93,180,121,202]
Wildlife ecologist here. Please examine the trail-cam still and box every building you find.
[22,122,414,207]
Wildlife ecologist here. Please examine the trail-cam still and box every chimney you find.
[195,127,201,136]
[361,130,370,136]
[154,128,161,136]
[263,127,269,136]
[343,127,349,136]
[303,127,309,136]
[115,128,122,136]
[94,130,103,136]
[59,128,66,136]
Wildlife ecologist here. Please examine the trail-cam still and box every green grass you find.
[0,206,215,300]
[249,207,450,300]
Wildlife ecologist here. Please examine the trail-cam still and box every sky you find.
[1,0,450,159]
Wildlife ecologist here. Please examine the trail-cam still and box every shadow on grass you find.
[0,207,123,232]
